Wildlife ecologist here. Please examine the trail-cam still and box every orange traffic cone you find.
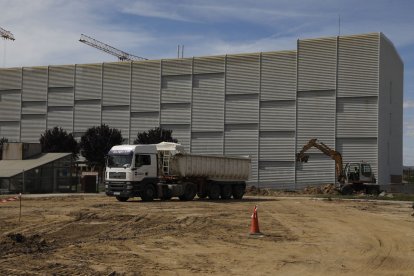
[250,205,261,235]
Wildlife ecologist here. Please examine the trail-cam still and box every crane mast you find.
[79,34,147,61]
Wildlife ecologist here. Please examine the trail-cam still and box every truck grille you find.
[109,172,126,179]
[108,183,125,192]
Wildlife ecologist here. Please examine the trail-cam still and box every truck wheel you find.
[197,192,207,199]
[232,185,245,200]
[220,184,232,200]
[179,183,196,201]
[208,184,221,200]
[116,196,129,202]
[141,184,155,202]
[341,184,354,195]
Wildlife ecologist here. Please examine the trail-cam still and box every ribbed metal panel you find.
[161,124,191,151]
[0,122,20,141]
[259,161,295,189]
[226,54,260,95]
[295,154,335,188]
[225,94,258,124]
[48,87,74,106]
[21,101,47,115]
[161,75,192,103]
[336,138,378,178]
[298,37,337,91]
[74,100,101,132]
[224,124,258,183]
[131,61,160,112]
[47,106,73,131]
[160,103,191,125]
[193,56,225,74]
[21,114,46,142]
[260,100,295,131]
[192,73,224,131]
[102,106,130,141]
[103,62,130,106]
[191,132,223,155]
[75,64,102,100]
[162,59,192,76]
[130,112,159,142]
[22,67,48,101]
[337,96,378,138]
[338,34,379,97]
[0,68,22,90]
[48,65,74,87]
[261,51,296,101]
[0,92,20,121]
[259,131,295,161]
[296,90,336,186]
[297,91,336,148]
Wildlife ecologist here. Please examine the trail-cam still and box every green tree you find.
[0,137,8,160]
[39,127,79,159]
[133,127,178,144]
[80,124,123,169]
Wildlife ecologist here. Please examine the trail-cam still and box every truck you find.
[105,142,251,202]
[296,138,379,195]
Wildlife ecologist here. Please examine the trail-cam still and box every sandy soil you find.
[1,194,414,275]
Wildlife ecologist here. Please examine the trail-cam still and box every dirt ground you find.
[1,194,414,275]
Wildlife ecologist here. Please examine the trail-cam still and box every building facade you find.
[0,33,403,189]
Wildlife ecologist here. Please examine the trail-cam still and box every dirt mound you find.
[302,184,339,195]
[0,233,51,256]
[246,184,339,196]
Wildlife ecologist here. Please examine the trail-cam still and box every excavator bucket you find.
[296,154,309,163]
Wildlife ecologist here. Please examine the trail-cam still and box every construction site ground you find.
[1,194,414,275]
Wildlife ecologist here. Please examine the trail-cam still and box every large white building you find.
[0,33,403,189]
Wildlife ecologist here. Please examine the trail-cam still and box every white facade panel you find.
[22,67,48,101]
[162,59,192,76]
[49,65,74,87]
[298,37,337,91]
[21,101,47,115]
[191,132,223,155]
[161,75,192,103]
[192,73,224,131]
[47,107,73,132]
[130,112,159,142]
[75,64,102,100]
[194,56,225,74]
[21,114,46,142]
[336,96,378,138]
[259,131,295,161]
[0,92,20,121]
[0,68,22,90]
[261,51,296,101]
[0,122,20,141]
[225,94,258,124]
[131,61,160,112]
[161,103,191,125]
[48,87,74,106]
[102,106,130,141]
[103,62,130,106]
[259,161,295,189]
[226,54,260,95]
[338,33,379,97]
[74,100,101,132]
[161,124,191,151]
[260,100,295,131]
[295,154,335,188]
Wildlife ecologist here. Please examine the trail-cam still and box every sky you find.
[1,0,413,165]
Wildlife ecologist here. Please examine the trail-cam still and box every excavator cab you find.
[344,162,376,184]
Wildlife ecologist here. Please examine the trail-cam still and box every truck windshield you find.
[107,155,133,168]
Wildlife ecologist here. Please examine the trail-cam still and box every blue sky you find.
[1,0,413,164]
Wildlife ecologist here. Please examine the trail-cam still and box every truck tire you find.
[208,183,221,200]
[220,184,232,200]
[140,184,156,202]
[197,192,207,199]
[232,184,245,200]
[179,183,196,201]
[116,196,129,202]
[341,184,354,195]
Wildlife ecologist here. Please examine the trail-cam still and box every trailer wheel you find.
[140,184,155,202]
[232,185,245,200]
[220,184,232,200]
[116,196,129,202]
[179,183,196,201]
[208,184,221,200]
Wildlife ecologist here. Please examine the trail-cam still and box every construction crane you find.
[79,34,147,61]
[0,26,15,41]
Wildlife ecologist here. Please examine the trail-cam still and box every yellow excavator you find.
[296,138,379,195]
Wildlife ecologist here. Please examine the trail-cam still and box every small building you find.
[0,143,75,194]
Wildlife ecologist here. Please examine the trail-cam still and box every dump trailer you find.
[105,142,251,202]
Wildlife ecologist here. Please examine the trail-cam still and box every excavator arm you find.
[296,139,345,183]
